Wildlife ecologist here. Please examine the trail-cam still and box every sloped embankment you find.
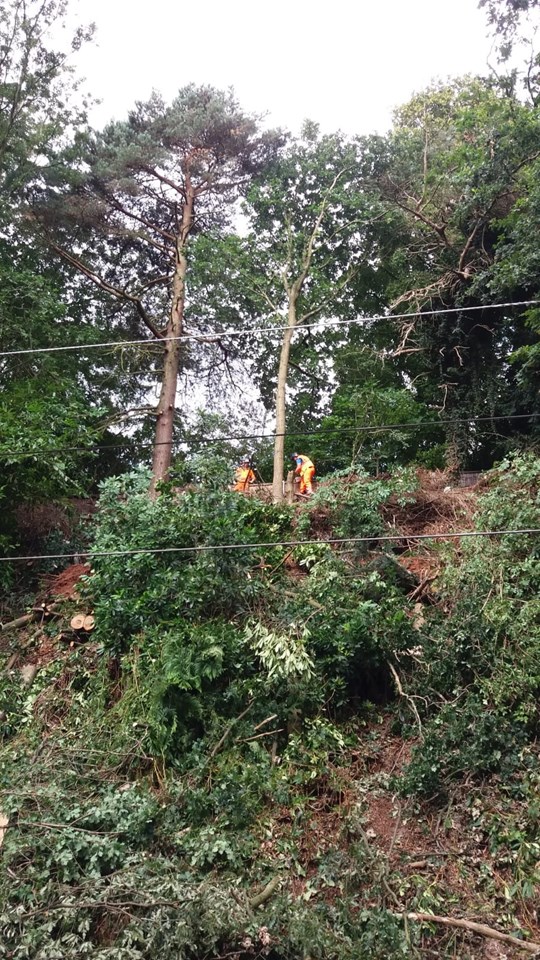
[1,462,539,958]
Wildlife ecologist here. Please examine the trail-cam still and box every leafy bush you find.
[296,468,392,543]
[87,469,292,653]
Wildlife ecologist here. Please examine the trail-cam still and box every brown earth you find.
[381,468,479,540]
[40,562,91,601]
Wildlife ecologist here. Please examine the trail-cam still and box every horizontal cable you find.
[1,413,538,461]
[1,299,538,359]
[3,528,539,563]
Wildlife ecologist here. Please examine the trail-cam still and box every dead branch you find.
[249,875,280,909]
[208,701,254,760]
[235,728,284,744]
[253,714,278,731]
[408,574,438,602]
[1,603,61,636]
[0,613,33,633]
[388,662,423,736]
[400,912,540,955]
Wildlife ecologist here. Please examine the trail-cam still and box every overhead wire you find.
[2,527,539,564]
[1,299,539,359]
[1,413,537,461]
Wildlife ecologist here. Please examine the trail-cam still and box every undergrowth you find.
[1,456,539,957]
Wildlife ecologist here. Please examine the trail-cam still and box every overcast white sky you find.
[73,0,494,135]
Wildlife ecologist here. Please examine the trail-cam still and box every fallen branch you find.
[401,912,540,955]
[408,574,438,602]
[249,875,280,909]
[388,661,423,737]
[13,820,121,836]
[208,702,254,761]
[253,714,278,731]
[235,728,284,744]
[1,603,62,636]
[0,613,33,633]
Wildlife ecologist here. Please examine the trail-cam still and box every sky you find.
[72,0,495,136]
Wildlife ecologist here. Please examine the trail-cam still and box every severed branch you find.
[399,912,540,955]
[1,613,34,634]
[208,701,254,761]
[249,875,280,909]
[388,661,423,736]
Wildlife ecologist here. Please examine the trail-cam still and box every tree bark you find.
[285,469,295,504]
[272,298,296,503]
[149,188,194,497]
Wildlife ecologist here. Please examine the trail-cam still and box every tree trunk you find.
[272,298,296,503]
[285,470,295,504]
[149,191,193,497]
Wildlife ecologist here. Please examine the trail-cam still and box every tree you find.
[242,127,383,501]
[369,78,540,467]
[313,351,444,474]
[38,86,282,494]
[480,0,540,103]
[0,1,105,558]
[0,0,92,212]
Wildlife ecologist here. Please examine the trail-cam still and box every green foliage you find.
[3,458,540,957]
[399,453,540,797]
[0,0,93,214]
[241,129,384,430]
[245,620,314,681]
[297,467,415,543]
[88,469,292,651]
[314,352,445,474]
[371,77,540,468]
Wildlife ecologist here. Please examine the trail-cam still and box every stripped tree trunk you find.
[270,176,342,503]
[272,299,297,503]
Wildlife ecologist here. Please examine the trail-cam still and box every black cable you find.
[1,299,538,359]
[1,413,537,461]
[2,527,539,564]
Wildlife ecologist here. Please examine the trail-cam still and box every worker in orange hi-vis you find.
[233,458,256,493]
[291,453,315,496]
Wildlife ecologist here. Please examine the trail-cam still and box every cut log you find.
[20,664,38,686]
[0,613,33,634]
[70,614,86,631]
[83,615,95,632]
[1,603,61,635]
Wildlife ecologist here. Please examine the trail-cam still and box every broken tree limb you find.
[235,728,284,744]
[1,603,61,635]
[249,875,280,909]
[0,613,33,634]
[400,912,540,955]
[208,701,254,761]
[253,714,278,731]
[5,653,18,671]
[388,661,423,737]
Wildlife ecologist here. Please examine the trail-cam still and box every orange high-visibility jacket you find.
[293,455,315,476]
[233,466,255,491]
